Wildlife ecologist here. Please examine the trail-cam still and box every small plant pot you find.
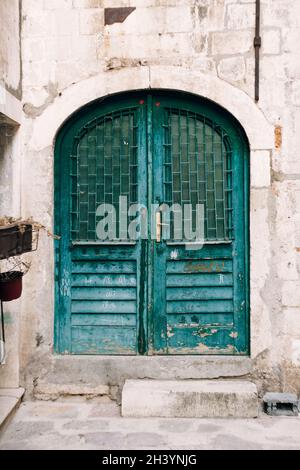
[0,271,23,302]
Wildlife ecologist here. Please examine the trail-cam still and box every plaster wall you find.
[15,0,300,396]
[0,0,22,387]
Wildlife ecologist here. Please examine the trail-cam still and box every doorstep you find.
[122,380,258,418]
[0,388,25,429]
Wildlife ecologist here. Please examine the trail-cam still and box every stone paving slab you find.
[0,388,25,429]
[0,399,300,450]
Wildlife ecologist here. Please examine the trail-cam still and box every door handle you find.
[156,211,168,243]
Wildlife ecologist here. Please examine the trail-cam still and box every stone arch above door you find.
[22,66,274,361]
[29,66,274,153]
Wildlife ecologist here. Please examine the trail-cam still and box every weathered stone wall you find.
[0,0,22,387]
[0,0,21,99]
[18,0,300,396]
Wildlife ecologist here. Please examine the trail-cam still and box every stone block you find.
[44,0,72,9]
[251,150,271,188]
[34,382,110,400]
[250,189,270,287]
[210,30,252,55]
[52,9,79,37]
[263,392,299,416]
[22,38,46,62]
[217,56,246,82]
[22,12,54,37]
[263,29,281,55]
[122,380,258,418]
[282,281,300,307]
[74,0,102,8]
[284,308,300,337]
[79,8,104,35]
[226,4,255,30]
[106,7,193,36]
[291,339,300,365]
[290,80,300,106]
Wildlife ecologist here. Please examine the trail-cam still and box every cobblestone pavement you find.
[1,399,300,450]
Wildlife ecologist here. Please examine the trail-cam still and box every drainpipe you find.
[254,0,261,102]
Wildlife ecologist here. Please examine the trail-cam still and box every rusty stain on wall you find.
[275,126,282,150]
[104,7,136,26]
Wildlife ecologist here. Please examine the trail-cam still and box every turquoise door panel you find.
[55,96,148,355]
[151,94,249,354]
[55,91,249,355]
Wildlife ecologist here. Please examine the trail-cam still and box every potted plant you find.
[0,259,30,302]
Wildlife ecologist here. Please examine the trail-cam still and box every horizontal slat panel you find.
[167,273,233,287]
[71,300,136,314]
[167,259,232,274]
[72,287,136,300]
[168,313,234,327]
[71,313,136,327]
[166,244,233,259]
[71,246,138,260]
[71,274,137,287]
[167,287,232,301]
[167,325,236,355]
[71,326,136,355]
[167,300,233,314]
[72,260,136,274]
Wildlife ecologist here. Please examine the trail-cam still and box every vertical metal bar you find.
[103,117,107,228]
[169,110,175,237]
[127,113,131,207]
[112,114,115,235]
[118,113,121,235]
[178,111,184,240]
[227,146,233,239]
[254,0,261,102]
[76,140,80,240]
[203,118,209,239]
[1,300,5,343]
[145,93,154,354]
[169,111,172,206]
[221,131,227,239]
[194,113,199,208]
[212,123,217,239]
[186,112,191,235]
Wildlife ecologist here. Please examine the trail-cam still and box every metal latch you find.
[156,212,168,243]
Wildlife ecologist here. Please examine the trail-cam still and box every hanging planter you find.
[0,217,59,304]
[0,222,34,260]
[0,271,24,302]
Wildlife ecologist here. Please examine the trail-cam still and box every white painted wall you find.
[0,0,21,99]
[9,0,300,394]
[0,0,22,387]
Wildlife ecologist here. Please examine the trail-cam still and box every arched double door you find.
[55,91,249,355]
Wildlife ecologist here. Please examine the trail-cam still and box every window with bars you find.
[70,109,138,242]
[163,108,233,242]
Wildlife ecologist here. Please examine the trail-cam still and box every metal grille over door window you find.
[163,109,233,242]
[70,110,138,242]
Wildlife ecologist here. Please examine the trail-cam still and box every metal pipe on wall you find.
[254,0,261,102]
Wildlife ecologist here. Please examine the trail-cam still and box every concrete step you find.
[122,380,258,418]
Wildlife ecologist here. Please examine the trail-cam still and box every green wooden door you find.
[55,91,249,355]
